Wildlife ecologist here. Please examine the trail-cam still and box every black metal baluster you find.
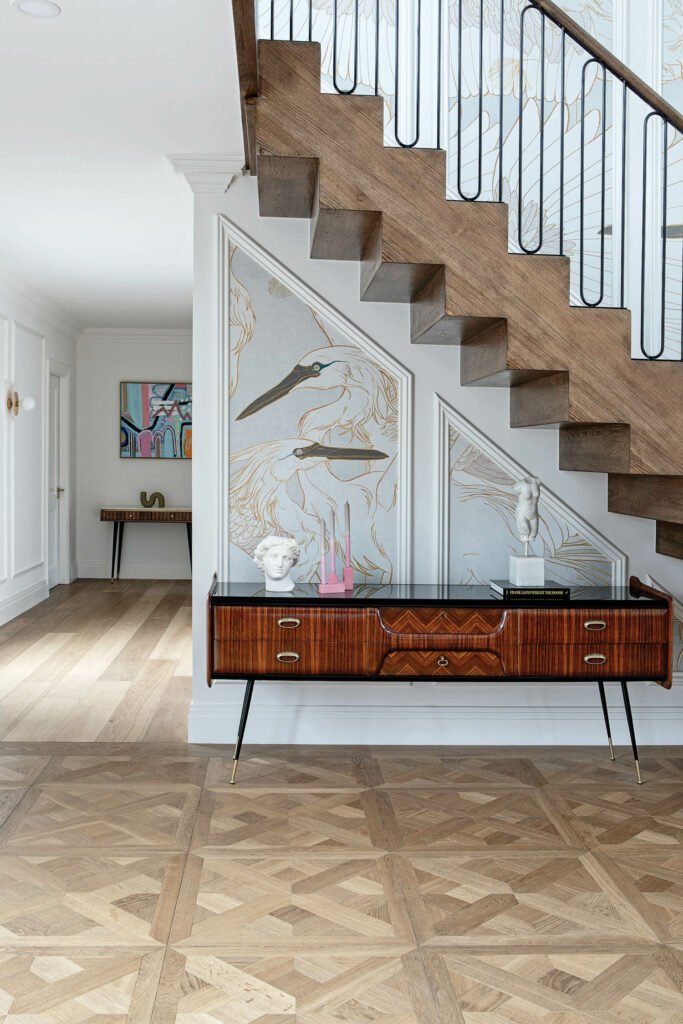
[374,0,379,95]
[641,112,666,359]
[436,0,443,148]
[270,0,275,38]
[579,60,607,307]
[661,119,669,359]
[290,0,294,40]
[559,27,565,255]
[498,0,505,201]
[518,4,545,252]
[308,0,312,42]
[333,0,359,95]
[395,0,422,147]
[620,82,628,307]
[457,0,484,199]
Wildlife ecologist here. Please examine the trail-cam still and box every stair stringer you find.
[253,38,683,557]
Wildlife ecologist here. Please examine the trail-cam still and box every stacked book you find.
[489,579,570,601]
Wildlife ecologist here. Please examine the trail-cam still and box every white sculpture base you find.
[509,555,545,587]
[264,575,295,592]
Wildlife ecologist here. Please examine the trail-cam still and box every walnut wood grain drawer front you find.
[379,650,508,677]
[518,609,669,645]
[518,644,669,679]
[213,606,369,644]
[213,641,367,677]
[379,607,508,636]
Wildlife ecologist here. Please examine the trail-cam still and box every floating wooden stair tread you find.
[253,38,683,558]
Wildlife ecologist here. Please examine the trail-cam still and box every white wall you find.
[76,329,192,580]
[190,175,683,747]
[0,271,79,626]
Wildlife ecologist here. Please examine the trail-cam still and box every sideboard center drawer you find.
[213,606,369,644]
[379,607,508,636]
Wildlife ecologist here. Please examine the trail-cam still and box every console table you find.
[207,576,673,784]
[100,507,192,582]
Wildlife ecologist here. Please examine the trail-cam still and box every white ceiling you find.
[0,0,242,328]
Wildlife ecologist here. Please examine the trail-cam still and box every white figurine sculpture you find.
[253,535,300,592]
[514,477,541,557]
[509,477,545,586]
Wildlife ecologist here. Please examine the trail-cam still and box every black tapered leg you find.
[597,680,615,761]
[116,522,125,581]
[110,522,119,584]
[186,523,192,570]
[620,680,643,784]
[230,678,255,784]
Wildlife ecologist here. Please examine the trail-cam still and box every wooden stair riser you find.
[559,425,631,474]
[656,521,683,559]
[608,476,683,525]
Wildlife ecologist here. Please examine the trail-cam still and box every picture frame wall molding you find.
[434,395,627,588]
[218,216,414,584]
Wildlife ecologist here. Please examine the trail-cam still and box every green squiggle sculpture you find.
[140,491,166,508]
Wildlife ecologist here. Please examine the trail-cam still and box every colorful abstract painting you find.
[120,382,192,460]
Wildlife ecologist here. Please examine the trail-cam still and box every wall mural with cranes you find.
[435,399,625,589]
[223,229,412,584]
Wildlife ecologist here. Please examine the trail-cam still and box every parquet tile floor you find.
[0,745,680,1021]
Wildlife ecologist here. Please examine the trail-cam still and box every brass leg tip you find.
[608,738,615,762]
[635,760,643,785]
[230,759,238,785]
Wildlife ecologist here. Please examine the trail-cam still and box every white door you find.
[47,373,61,589]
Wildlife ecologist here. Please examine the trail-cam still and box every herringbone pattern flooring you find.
[0,745,680,1021]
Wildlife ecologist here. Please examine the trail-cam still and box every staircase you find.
[231,1,683,561]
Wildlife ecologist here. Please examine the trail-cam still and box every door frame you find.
[46,359,71,587]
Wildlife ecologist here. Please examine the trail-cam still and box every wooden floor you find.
[0,583,682,1020]
[0,579,192,741]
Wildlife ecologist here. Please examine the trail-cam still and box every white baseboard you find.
[77,560,191,580]
[188,682,683,746]
[0,581,49,627]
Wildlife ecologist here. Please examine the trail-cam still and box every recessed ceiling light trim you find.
[11,0,61,17]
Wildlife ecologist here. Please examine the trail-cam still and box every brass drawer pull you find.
[276,651,300,663]
[278,618,301,629]
[437,656,449,667]
[584,653,607,665]
[584,620,607,631]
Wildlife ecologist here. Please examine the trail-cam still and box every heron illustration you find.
[229,437,393,581]
[235,344,399,511]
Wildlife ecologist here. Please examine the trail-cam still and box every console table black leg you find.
[620,680,643,785]
[186,523,192,570]
[116,522,125,581]
[230,678,255,785]
[110,522,119,584]
[597,680,615,762]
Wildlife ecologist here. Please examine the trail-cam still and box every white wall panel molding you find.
[79,328,192,346]
[168,154,244,194]
[435,396,627,587]
[218,216,414,584]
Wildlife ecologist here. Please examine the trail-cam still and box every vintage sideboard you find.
[206,575,673,783]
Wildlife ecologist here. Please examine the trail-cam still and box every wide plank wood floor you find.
[0,580,192,742]
[0,583,681,1020]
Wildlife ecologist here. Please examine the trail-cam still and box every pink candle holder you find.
[318,505,352,595]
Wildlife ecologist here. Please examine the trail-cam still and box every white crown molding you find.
[0,265,82,339]
[218,216,414,584]
[168,154,244,194]
[435,396,627,588]
[79,328,192,345]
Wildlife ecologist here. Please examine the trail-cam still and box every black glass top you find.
[211,582,667,608]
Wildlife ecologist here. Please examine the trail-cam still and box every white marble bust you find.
[253,535,300,592]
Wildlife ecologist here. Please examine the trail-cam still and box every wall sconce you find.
[6,390,36,417]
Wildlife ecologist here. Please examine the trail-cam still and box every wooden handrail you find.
[531,0,683,135]
[231,0,259,170]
